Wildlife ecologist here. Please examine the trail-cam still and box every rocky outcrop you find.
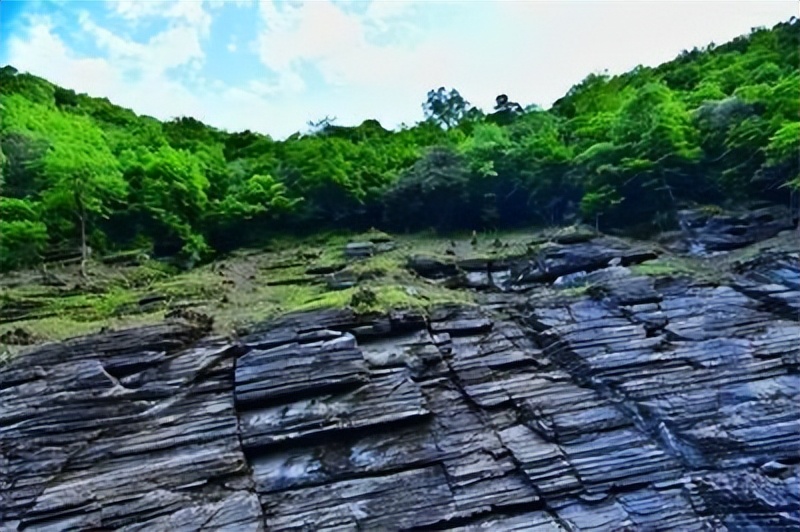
[344,241,396,259]
[676,205,795,253]
[407,255,459,278]
[408,236,659,293]
[0,321,263,531]
[2,236,799,530]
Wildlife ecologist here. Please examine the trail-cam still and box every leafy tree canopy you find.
[0,18,797,270]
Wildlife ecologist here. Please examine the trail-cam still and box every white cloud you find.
[7,17,121,98]
[108,0,167,21]
[81,16,205,75]
[208,0,255,9]
[7,16,203,119]
[253,0,426,91]
[108,0,212,35]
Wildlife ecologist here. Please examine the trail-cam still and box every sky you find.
[0,0,796,139]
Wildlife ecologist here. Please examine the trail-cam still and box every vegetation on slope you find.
[1,228,533,347]
[0,19,798,273]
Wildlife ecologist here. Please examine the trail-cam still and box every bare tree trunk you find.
[79,211,88,279]
[76,191,88,280]
[595,213,600,234]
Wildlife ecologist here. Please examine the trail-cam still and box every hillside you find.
[1,17,800,530]
[1,19,798,272]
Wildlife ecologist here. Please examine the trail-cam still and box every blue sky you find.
[0,0,796,139]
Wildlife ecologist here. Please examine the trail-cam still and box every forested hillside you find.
[1,19,797,271]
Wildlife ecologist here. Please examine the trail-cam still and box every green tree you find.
[125,145,211,261]
[598,82,701,222]
[0,137,5,192]
[765,121,800,220]
[580,185,623,233]
[42,131,127,277]
[0,18,797,270]
[0,197,48,270]
[211,173,300,221]
[383,147,475,231]
[458,123,511,178]
[422,87,473,129]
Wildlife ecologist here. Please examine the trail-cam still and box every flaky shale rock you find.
[0,321,262,531]
[2,251,799,530]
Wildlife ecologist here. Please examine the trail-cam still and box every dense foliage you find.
[1,19,798,270]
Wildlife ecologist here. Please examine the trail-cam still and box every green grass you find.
[4,224,703,348]
[1,228,538,346]
[558,285,592,298]
[629,255,726,282]
[305,283,472,315]
[0,311,166,361]
[630,261,693,277]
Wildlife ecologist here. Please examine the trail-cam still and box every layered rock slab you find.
[237,313,542,530]
[0,321,262,531]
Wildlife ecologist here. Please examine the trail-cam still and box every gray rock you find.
[326,271,358,290]
[344,240,396,259]
[0,322,263,530]
[2,241,799,530]
[375,241,397,253]
[407,255,458,278]
[678,205,795,253]
[507,237,658,288]
[554,270,588,288]
[344,241,375,258]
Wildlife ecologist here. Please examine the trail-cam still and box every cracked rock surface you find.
[2,236,799,531]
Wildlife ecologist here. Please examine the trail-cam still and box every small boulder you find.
[345,242,375,258]
[552,225,596,244]
[345,240,396,258]
[554,271,588,288]
[760,461,789,476]
[407,255,458,278]
[375,241,397,253]
[327,271,358,290]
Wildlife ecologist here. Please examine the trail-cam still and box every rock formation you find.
[2,234,799,531]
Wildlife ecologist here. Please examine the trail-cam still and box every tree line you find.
[1,19,797,271]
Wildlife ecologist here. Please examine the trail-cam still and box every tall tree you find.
[126,145,211,261]
[580,185,623,233]
[42,130,127,277]
[422,87,472,129]
[383,147,475,231]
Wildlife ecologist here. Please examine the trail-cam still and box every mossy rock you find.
[350,287,379,311]
[0,327,39,346]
